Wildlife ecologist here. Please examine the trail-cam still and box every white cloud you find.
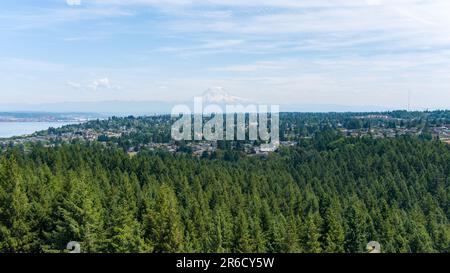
[0,58,64,71]
[65,77,121,91]
[3,0,450,109]
[210,61,287,73]
[89,77,121,90]
[92,77,110,89]
[66,0,82,6]
[0,5,133,31]
[66,81,82,89]
[122,0,450,61]
[155,39,245,56]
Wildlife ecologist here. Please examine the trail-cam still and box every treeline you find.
[31,111,450,152]
[0,133,449,253]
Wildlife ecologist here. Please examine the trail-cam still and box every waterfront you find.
[0,122,76,138]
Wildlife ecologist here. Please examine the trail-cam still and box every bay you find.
[0,122,76,138]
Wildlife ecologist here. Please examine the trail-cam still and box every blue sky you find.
[1,0,450,109]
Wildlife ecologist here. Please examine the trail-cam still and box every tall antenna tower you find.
[407,90,411,111]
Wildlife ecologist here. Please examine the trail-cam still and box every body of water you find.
[0,122,76,138]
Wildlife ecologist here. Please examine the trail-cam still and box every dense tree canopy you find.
[0,132,449,253]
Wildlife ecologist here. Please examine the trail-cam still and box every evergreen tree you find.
[0,156,35,252]
[46,171,105,252]
[301,212,322,253]
[344,200,368,253]
[144,184,183,253]
[323,202,345,253]
[107,173,147,253]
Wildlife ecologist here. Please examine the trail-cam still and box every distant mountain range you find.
[0,101,394,116]
[0,112,104,122]
[0,88,395,115]
[0,101,175,116]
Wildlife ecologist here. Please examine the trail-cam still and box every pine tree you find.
[251,216,268,253]
[144,184,184,253]
[210,211,225,253]
[46,171,106,252]
[234,210,253,253]
[108,200,147,253]
[301,212,322,253]
[107,173,147,253]
[0,156,36,252]
[344,200,368,253]
[323,203,345,253]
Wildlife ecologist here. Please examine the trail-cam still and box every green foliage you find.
[0,132,449,253]
[144,184,183,253]
[0,155,36,252]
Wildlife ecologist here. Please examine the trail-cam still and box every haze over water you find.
[0,122,73,138]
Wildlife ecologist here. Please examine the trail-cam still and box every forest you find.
[0,129,449,253]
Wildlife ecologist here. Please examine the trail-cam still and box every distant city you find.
[2,111,449,156]
[0,112,104,123]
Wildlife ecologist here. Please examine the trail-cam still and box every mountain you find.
[201,86,249,104]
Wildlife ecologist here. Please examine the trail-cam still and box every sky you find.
[1,0,450,110]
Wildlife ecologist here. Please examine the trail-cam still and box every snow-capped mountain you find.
[201,87,249,104]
